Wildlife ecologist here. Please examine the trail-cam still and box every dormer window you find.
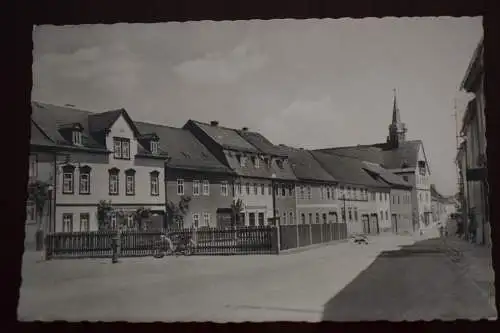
[72,131,82,145]
[254,156,260,168]
[240,155,247,167]
[276,159,284,169]
[150,140,159,154]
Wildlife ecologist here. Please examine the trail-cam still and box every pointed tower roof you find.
[392,88,401,124]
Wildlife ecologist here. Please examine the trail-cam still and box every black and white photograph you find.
[20,16,494,322]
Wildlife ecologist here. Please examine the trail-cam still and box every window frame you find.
[79,166,91,195]
[177,179,185,195]
[221,181,229,197]
[203,212,210,227]
[192,213,200,228]
[202,180,210,195]
[125,169,136,196]
[260,183,265,195]
[150,140,159,154]
[62,165,75,194]
[150,171,160,196]
[108,168,120,196]
[193,180,200,196]
[79,213,90,232]
[62,213,73,232]
[113,137,131,160]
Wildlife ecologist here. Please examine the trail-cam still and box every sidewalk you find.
[442,236,496,315]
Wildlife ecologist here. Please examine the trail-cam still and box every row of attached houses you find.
[455,37,490,246]
[430,184,457,228]
[26,92,428,248]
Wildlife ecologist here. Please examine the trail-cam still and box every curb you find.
[279,239,349,255]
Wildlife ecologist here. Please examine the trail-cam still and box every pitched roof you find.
[134,121,234,174]
[361,161,412,188]
[311,151,390,188]
[236,130,288,157]
[30,121,57,147]
[188,120,259,153]
[276,146,336,183]
[317,140,424,171]
[31,101,108,151]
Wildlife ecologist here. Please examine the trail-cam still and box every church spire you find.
[387,88,407,148]
[392,88,401,124]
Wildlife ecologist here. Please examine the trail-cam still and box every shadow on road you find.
[321,238,496,322]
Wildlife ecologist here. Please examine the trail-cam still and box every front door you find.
[369,214,379,235]
[362,215,370,234]
[391,214,398,233]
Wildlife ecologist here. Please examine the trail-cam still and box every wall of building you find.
[166,168,234,228]
[275,180,297,225]
[295,183,339,227]
[234,177,273,225]
[390,188,412,233]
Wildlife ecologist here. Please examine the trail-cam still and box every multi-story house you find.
[184,120,285,226]
[277,146,338,226]
[316,90,432,232]
[312,151,391,235]
[237,130,298,226]
[31,102,167,232]
[459,37,489,246]
[362,161,413,233]
[134,121,236,229]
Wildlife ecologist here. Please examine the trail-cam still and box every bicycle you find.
[152,233,196,258]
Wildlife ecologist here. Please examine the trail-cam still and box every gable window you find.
[62,213,73,232]
[79,213,90,232]
[193,180,200,196]
[124,169,136,195]
[177,179,185,195]
[254,157,260,168]
[113,137,131,160]
[261,184,265,195]
[62,165,75,194]
[150,171,160,196]
[221,181,228,196]
[72,131,82,145]
[79,165,91,194]
[108,168,120,195]
[202,180,210,195]
[150,140,159,154]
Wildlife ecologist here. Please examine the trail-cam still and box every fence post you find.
[296,223,299,249]
[320,222,324,243]
[308,222,312,246]
[276,225,281,254]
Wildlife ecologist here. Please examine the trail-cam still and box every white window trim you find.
[126,175,135,195]
[79,213,90,232]
[150,174,159,196]
[62,214,73,232]
[221,181,228,196]
[255,157,260,168]
[193,180,200,196]
[177,179,185,195]
[72,131,82,145]
[202,180,210,195]
[109,174,119,195]
[113,139,122,159]
[63,172,74,194]
[193,213,200,227]
[203,212,210,227]
[150,140,159,154]
[79,173,90,194]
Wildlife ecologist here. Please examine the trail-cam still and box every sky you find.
[32,17,483,196]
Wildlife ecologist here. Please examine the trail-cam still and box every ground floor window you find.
[79,213,90,232]
[323,213,327,224]
[249,213,256,226]
[301,213,306,224]
[62,213,73,232]
[258,212,265,226]
[282,212,287,225]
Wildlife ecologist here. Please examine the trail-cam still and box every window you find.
[255,157,260,168]
[62,213,73,232]
[316,213,320,224]
[203,213,211,227]
[385,211,388,220]
[201,180,209,195]
[326,187,331,200]
[323,213,327,224]
[221,181,228,196]
[307,186,312,200]
[193,213,200,228]
[281,184,286,196]
[301,213,306,224]
[379,193,382,201]
[240,155,247,167]
[127,214,134,228]
[177,179,185,195]
[288,184,293,196]
[371,192,376,201]
[276,159,284,169]
[385,193,389,201]
[79,166,91,194]
[29,154,37,179]
[26,201,35,224]
[150,171,160,196]
[150,140,159,154]
[354,208,358,221]
[249,213,256,226]
[113,137,131,160]
[403,175,409,181]
[290,211,294,225]
[80,213,90,231]
[341,207,346,221]
[380,211,383,221]
[397,196,400,205]
[308,213,313,224]
[246,183,251,195]
[259,212,265,226]
[261,184,265,195]
[193,180,200,196]
[125,169,135,196]
[300,186,305,200]
[348,208,352,221]
[62,165,75,194]
[72,131,82,145]
[254,183,258,195]
[268,184,272,195]
[110,212,117,229]
[108,168,120,195]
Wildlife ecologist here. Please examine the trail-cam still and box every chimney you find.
[242,127,249,131]
[210,120,219,127]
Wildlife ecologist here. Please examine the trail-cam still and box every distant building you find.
[458,37,489,246]
[316,90,432,232]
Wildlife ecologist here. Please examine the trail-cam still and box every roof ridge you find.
[134,120,184,131]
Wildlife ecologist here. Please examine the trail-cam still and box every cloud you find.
[172,42,269,84]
